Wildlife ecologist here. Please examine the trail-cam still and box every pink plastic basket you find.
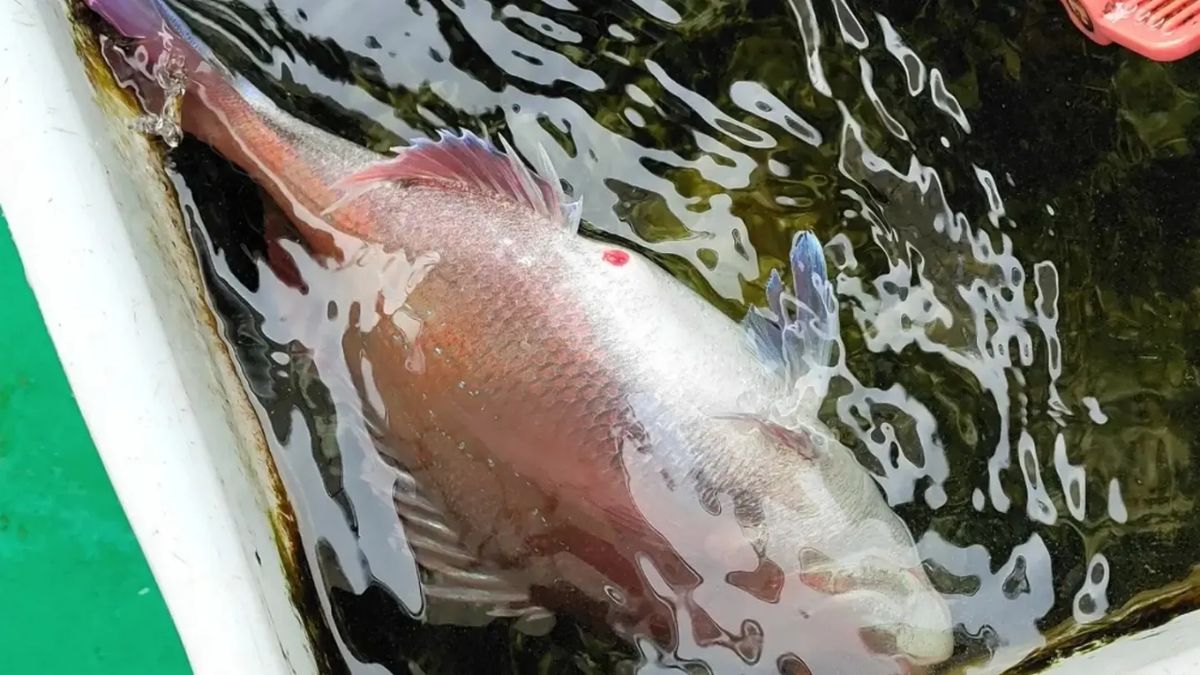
[1061,0,1200,61]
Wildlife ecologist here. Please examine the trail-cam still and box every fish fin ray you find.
[320,180,385,216]
[531,141,582,232]
[374,440,554,633]
[332,129,577,228]
[741,308,785,371]
[788,231,838,376]
[766,268,784,318]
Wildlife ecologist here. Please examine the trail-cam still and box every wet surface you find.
[83,0,1200,672]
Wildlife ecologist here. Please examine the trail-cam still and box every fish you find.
[86,0,954,671]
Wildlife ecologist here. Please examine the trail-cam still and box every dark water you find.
[87,0,1200,672]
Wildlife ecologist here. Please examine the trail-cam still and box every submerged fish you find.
[88,0,954,671]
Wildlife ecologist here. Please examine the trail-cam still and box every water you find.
[82,0,1200,672]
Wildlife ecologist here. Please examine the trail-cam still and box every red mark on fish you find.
[602,249,630,266]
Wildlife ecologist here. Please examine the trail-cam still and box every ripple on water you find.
[116,0,1200,672]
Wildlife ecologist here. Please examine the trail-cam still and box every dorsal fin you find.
[329,129,581,230]
[742,231,838,407]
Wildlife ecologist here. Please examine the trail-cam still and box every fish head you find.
[701,416,955,669]
[788,501,954,667]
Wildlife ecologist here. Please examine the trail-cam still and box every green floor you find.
[0,209,190,673]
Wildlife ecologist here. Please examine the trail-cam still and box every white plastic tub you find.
[0,2,1196,674]
[0,2,316,673]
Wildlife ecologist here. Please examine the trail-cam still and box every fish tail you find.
[89,0,353,260]
[87,0,264,119]
[87,0,226,70]
[85,0,164,40]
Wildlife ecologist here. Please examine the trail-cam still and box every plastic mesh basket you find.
[1061,0,1200,60]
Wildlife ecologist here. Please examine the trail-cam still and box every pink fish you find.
[87,1,954,672]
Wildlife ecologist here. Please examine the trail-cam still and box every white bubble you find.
[1082,397,1108,424]
[1108,479,1128,524]
[1073,554,1110,624]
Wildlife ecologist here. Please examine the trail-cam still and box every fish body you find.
[88,1,954,671]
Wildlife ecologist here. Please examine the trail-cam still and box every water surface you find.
[94,0,1200,672]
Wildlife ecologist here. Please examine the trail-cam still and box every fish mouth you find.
[859,621,953,669]
[799,564,954,667]
[890,568,954,666]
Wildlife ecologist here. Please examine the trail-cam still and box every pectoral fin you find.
[371,439,556,636]
[742,231,838,402]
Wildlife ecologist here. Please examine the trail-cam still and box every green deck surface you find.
[0,209,190,674]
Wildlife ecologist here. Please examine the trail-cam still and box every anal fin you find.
[261,191,308,292]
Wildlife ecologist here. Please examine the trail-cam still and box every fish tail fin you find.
[85,0,165,40]
[742,231,839,407]
[87,0,262,144]
[87,0,218,64]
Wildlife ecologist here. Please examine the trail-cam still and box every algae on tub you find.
[80,0,1200,672]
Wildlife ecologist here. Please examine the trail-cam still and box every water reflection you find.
[139,0,1200,673]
